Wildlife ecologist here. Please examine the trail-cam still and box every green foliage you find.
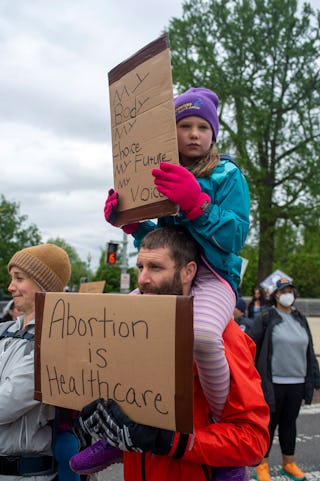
[286,252,320,297]
[0,194,41,298]
[167,0,320,282]
[241,221,320,296]
[46,237,90,291]
[280,222,320,297]
[239,244,259,295]
[1,190,319,298]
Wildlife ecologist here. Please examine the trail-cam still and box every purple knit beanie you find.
[174,87,220,140]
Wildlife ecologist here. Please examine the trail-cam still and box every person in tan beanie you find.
[9,244,71,283]
[0,243,74,480]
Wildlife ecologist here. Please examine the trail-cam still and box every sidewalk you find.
[308,317,320,358]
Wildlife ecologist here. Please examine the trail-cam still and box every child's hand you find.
[104,189,119,225]
[104,189,139,234]
[152,163,211,220]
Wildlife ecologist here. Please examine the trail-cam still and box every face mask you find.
[278,292,294,307]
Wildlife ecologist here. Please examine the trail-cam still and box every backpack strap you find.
[0,321,16,338]
[2,328,34,341]
[0,322,34,355]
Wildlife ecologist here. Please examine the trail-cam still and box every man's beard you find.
[139,270,183,296]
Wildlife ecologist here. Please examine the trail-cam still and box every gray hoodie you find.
[0,317,56,480]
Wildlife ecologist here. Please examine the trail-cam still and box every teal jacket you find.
[132,155,250,291]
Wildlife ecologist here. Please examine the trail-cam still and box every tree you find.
[280,250,320,297]
[239,219,320,296]
[284,221,320,297]
[47,237,89,291]
[167,0,320,283]
[239,244,259,295]
[0,194,41,297]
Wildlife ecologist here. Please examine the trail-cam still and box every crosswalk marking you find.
[300,404,320,415]
[250,471,320,480]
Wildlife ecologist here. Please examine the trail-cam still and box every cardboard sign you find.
[34,292,194,433]
[79,281,106,293]
[260,269,293,294]
[239,257,249,284]
[108,33,179,226]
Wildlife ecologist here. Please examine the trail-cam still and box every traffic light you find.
[106,242,118,264]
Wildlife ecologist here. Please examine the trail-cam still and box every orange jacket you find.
[123,319,270,481]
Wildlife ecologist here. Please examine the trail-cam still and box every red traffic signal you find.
[106,242,118,264]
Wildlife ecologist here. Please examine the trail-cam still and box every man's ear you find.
[181,261,197,289]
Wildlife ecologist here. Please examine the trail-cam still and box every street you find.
[249,401,320,480]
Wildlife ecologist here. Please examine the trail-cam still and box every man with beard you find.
[71,227,269,481]
[136,226,199,296]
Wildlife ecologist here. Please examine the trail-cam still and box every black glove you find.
[72,398,102,449]
[85,399,175,455]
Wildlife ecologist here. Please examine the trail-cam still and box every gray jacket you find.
[0,318,56,480]
[248,306,320,412]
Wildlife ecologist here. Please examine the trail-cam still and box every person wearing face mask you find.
[248,278,320,481]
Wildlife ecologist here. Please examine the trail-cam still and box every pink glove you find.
[104,189,139,234]
[104,189,119,225]
[122,223,139,234]
[152,163,211,220]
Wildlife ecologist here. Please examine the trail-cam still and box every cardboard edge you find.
[108,33,170,85]
[34,292,46,401]
[114,200,178,227]
[175,296,194,433]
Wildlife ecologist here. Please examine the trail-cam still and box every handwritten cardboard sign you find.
[260,269,293,294]
[34,292,194,432]
[108,33,179,226]
[79,281,106,293]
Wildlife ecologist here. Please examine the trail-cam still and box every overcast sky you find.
[0,0,183,271]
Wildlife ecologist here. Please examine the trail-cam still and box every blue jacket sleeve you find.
[187,161,250,254]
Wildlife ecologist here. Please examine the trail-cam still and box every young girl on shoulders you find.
[70,88,250,481]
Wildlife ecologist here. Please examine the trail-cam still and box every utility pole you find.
[120,231,130,293]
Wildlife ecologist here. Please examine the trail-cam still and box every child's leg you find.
[53,431,81,481]
[194,263,247,480]
[192,262,235,422]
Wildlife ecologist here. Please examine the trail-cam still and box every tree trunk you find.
[258,216,275,283]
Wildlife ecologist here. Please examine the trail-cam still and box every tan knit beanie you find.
[8,244,71,292]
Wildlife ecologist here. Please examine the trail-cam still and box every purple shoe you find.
[69,439,123,475]
[215,467,250,481]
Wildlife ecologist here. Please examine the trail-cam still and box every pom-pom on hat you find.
[8,244,71,292]
[174,87,220,141]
